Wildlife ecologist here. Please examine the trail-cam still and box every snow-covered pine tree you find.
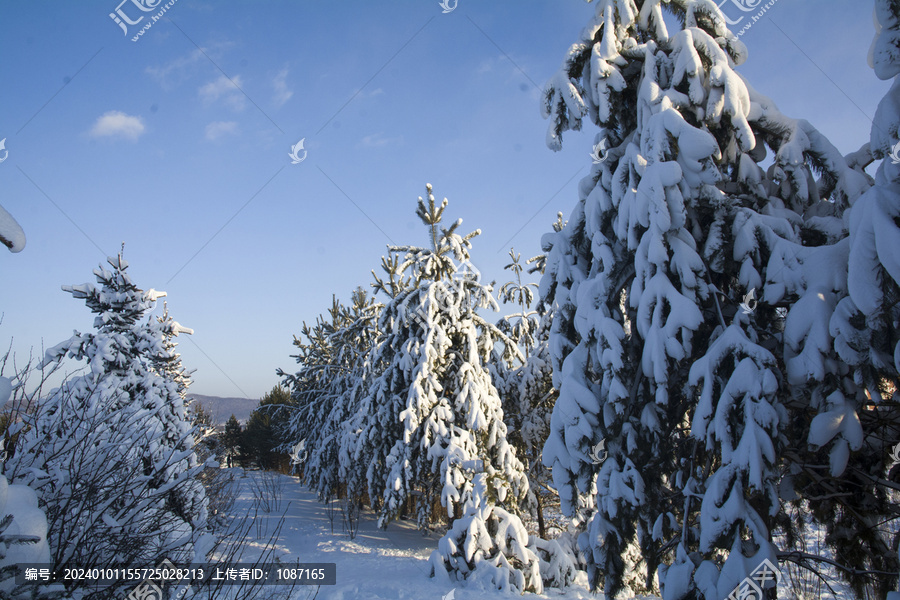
[142,298,208,525]
[494,247,579,590]
[833,0,900,408]
[8,252,207,597]
[153,302,195,400]
[188,401,233,531]
[280,288,380,508]
[494,249,556,540]
[539,1,870,597]
[349,186,528,528]
[334,184,540,591]
[323,289,381,509]
[497,248,541,360]
[279,303,341,482]
[338,254,412,516]
[813,1,900,596]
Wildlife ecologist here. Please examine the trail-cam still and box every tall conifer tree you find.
[539,1,870,597]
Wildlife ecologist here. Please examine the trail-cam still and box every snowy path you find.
[231,470,600,600]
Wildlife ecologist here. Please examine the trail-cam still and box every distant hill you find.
[187,394,258,425]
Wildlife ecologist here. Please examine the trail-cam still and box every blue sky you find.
[0,0,889,400]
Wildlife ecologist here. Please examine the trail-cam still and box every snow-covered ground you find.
[227,469,598,600]
[222,470,862,600]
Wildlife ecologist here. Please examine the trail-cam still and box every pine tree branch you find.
[786,455,886,540]
[850,467,900,494]
[778,550,898,578]
[777,554,841,598]
[699,257,727,330]
[800,491,855,501]
[536,480,558,496]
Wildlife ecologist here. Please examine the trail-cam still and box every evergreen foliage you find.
[494,248,557,540]
[538,1,891,598]
[243,386,296,471]
[223,414,243,468]
[7,253,207,598]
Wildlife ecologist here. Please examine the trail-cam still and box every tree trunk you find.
[536,492,546,539]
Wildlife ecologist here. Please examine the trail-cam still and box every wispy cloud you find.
[146,48,206,88]
[146,41,236,88]
[199,74,246,111]
[272,68,293,108]
[476,58,494,74]
[360,132,402,148]
[89,111,145,141]
[205,121,238,141]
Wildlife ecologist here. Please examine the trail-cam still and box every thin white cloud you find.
[476,58,494,74]
[272,68,293,108]
[89,111,145,141]
[199,75,246,111]
[360,132,401,148]
[205,121,238,141]
[146,41,236,88]
[146,48,205,88]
